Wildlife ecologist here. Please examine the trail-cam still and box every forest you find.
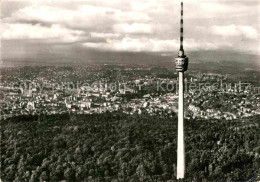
[1,112,260,181]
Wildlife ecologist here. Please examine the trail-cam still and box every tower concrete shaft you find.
[177,71,185,179]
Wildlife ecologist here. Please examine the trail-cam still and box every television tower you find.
[175,2,188,179]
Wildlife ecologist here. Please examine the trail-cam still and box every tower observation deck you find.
[175,2,189,72]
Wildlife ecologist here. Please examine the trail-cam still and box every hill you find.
[2,49,260,72]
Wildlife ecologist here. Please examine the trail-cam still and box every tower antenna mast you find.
[180,2,184,52]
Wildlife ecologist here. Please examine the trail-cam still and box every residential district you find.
[1,65,259,120]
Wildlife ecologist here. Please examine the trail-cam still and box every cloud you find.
[8,5,113,31]
[1,0,260,55]
[210,25,258,39]
[90,32,121,39]
[113,23,152,34]
[1,23,84,42]
[82,37,232,52]
[83,37,176,52]
[7,4,150,30]
[187,1,259,19]
[11,5,76,23]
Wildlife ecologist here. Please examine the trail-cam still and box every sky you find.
[1,0,260,63]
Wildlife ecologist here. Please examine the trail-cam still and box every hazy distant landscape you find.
[2,49,259,66]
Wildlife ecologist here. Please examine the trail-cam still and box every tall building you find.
[175,2,189,179]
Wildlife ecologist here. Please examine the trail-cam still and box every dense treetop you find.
[1,112,260,181]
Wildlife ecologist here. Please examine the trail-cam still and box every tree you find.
[40,171,48,182]
[64,167,74,181]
